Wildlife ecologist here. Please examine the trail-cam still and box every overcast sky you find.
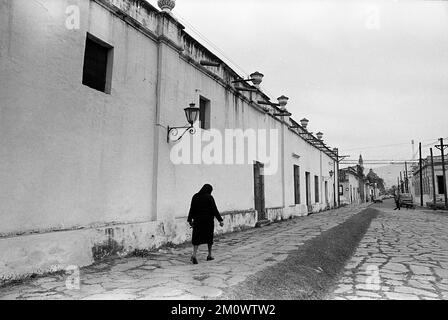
[147,0,448,167]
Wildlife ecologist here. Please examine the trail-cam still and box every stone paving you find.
[0,204,369,300]
[329,204,448,300]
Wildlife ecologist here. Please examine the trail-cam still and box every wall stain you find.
[91,228,124,261]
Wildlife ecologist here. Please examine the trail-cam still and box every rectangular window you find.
[82,33,113,93]
[293,165,300,204]
[437,176,445,195]
[314,175,319,203]
[325,181,328,203]
[199,96,211,130]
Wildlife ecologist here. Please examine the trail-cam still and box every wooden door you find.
[254,162,266,220]
[305,172,311,209]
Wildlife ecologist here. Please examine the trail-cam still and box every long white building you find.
[0,0,339,281]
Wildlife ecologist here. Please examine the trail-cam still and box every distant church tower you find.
[359,154,364,169]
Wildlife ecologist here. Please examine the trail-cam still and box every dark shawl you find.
[187,184,223,245]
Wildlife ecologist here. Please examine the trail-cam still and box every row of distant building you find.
[403,154,447,209]
[337,155,381,205]
[337,150,448,209]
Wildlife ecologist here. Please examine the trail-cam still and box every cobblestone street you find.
[2,201,448,300]
[329,201,448,300]
[0,204,368,300]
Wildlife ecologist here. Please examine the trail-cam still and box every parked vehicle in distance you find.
[399,193,414,209]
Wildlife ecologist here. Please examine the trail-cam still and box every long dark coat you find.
[187,185,223,246]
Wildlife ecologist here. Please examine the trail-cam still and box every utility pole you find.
[333,160,337,208]
[435,138,448,209]
[335,149,340,207]
[405,162,409,193]
[400,171,404,193]
[419,142,423,207]
[411,140,415,160]
[430,148,437,210]
[334,148,350,208]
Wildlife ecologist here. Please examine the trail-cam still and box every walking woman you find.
[187,184,224,264]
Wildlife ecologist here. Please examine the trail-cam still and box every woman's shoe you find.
[206,256,214,261]
[191,257,198,264]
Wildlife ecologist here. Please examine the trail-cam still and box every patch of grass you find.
[219,208,379,300]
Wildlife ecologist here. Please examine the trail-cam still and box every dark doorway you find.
[294,165,301,204]
[314,175,319,203]
[437,175,445,195]
[305,172,311,207]
[254,162,265,220]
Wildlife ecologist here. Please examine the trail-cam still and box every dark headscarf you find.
[198,184,213,194]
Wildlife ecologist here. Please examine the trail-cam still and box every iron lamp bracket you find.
[167,125,196,143]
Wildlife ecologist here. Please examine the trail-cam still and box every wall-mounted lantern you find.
[233,71,264,89]
[316,132,324,140]
[257,95,291,116]
[277,95,289,109]
[158,0,176,12]
[300,118,309,130]
[257,95,289,108]
[249,72,264,87]
[273,96,291,117]
[329,170,334,177]
[167,103,200,142]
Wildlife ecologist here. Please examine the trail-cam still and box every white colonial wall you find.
[154,42,286,221]
[285,129,337,215]
[0,0,159,236]
[0,0,164,280]
[0,0,339,281]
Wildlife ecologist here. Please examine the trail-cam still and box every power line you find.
[411,137,448,159]
[342,159,419,161]
[174,13,250,78]
[342,162,418,164]
[341,162,416,165]
[174,12,276,99]
[341,137,448,153]
[342,142,411,152]
[342,159,419,162]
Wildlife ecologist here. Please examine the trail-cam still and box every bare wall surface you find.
[0,0,158,235]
